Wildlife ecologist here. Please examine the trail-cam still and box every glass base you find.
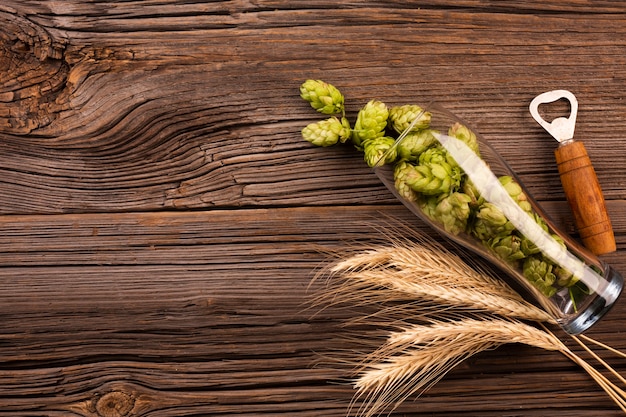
[559,265,624,335]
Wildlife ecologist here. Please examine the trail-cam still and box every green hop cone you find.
[523,256,557,297]
[417,193,439,221]
[393,161,419,202]
[419,147,449,166]
[404,147,462,195]
[339,116,352,143]
[407,163,460,196]
[473,202,516,241]
[448,122,481,157]
[489,234,525,265]
[301,116,351,147]
[555,265,578,287]
[499,176,532,212]
[433,192,472,235]
[363,136,397,168]
[389,105,431,134]
[462,179,484,209]
[396,130,437,161]
[519,212,549,256]
[352,100,389,150]
[419,146,462,170]
[299,79,345,115]
[527,234,569,284]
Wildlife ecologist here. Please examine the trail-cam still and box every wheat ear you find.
[352,318,566,417]
[330,241,553,323]
[311,226,626,415]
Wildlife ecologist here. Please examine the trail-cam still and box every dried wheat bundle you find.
[312,227,626,416]
[352,318,568,417]
[319,230,554,323]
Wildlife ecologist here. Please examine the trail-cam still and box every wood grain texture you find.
[3,1,626,213]
[1,206,625,417]
[1,1,626,416]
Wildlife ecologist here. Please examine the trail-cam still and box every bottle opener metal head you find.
[529,90,578,143]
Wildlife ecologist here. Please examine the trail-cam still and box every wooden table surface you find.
[2,1,626,416]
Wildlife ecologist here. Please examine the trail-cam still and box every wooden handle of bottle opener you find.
[554,140,616,255]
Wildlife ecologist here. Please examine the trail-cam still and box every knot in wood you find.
[95,391,134,417]
[0,10,68,134]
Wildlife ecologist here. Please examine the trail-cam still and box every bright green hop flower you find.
[396,130,437,161]
[393,161,420,202]
[403,147,462,196]
[473,202,516,241]
[299,79,344,115]
[352,100,389,150]
[406,161,461,196]
[419,147,457,168]
[389,105,431,134]
[420,145,462,171]
[433,192,472,235]
[448,122,481,157]
[489,234,525,265]
[363,136,397,168]
[523,256,557,297]
[338,116,352,143]
[301,116,350,147]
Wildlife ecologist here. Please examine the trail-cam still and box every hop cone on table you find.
[299,79,345,115]
[352,100,389,150]
[389,104,431,133]
[396,130,437,161]
[364,136,397,168]
[301,116,351,147]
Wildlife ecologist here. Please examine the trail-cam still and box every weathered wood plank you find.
[1,3,626,213]
[0,207,625,416]
[1,200,624,266]
[2,1,626,416]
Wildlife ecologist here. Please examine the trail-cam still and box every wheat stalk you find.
[352,318,568,417]
[341,268,553,322]
[311,226,626,416]
[326,237,554,323]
